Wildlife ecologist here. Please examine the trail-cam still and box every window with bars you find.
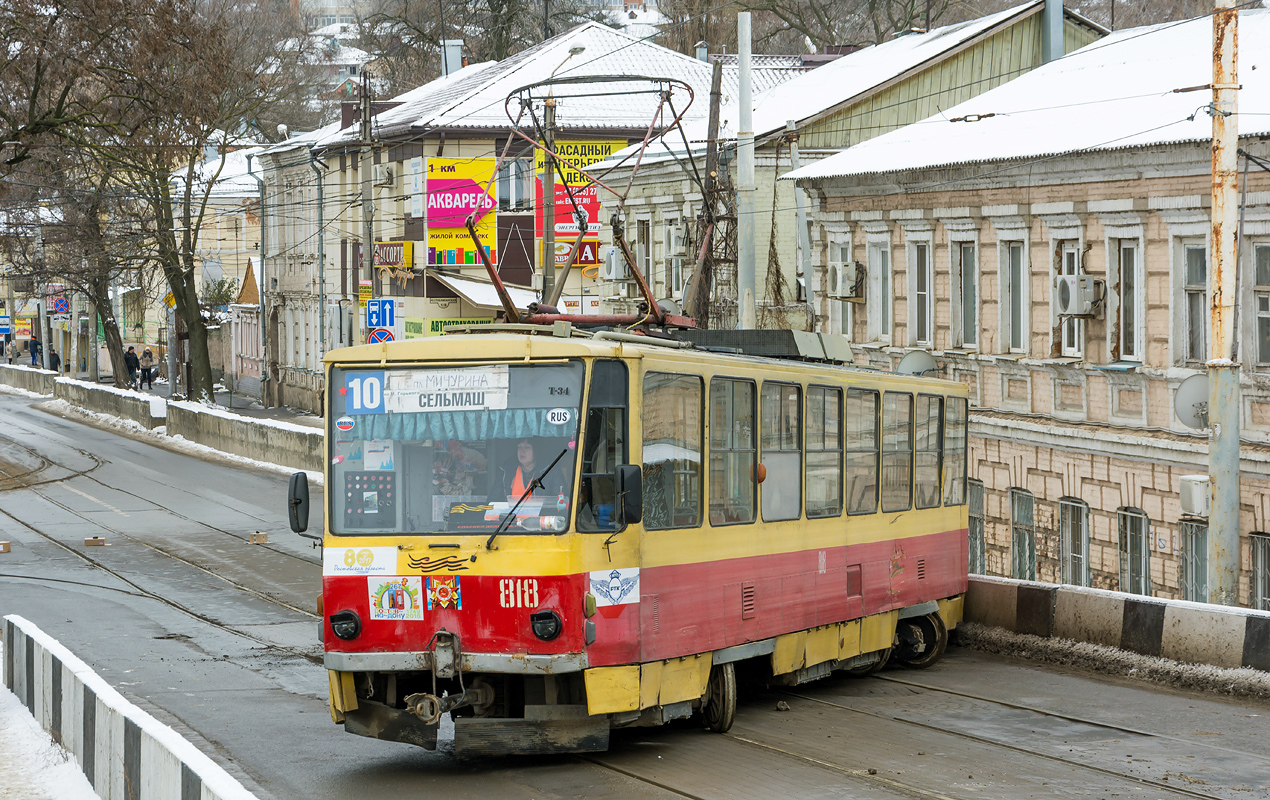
[1255,246,1270,367]
[914,395,943,509]
[805,386,842,518]
[1179,520,1208,602]
[708,378,756,526]
[760,382,802,522]
[1117,508,1152,596]
[881,392,913,513]
[968,480,985,575]
[1252,533,1270,611]
[1059,498,1089,586]
[845,388,879,515]
[1010,488,1036,580]
[1184,244,1208,363]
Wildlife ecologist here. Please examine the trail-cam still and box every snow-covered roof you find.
[593,1,1093,171]
[320,22,721,144]
[786,9,1270,183]
[197,147,266,199]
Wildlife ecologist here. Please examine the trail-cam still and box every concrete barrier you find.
[0,363,57,395]
[166,401,321,473]
[54,377,166,430]
[3,615,257,800]
[966,575,1270,672]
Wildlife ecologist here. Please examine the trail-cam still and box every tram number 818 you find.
[500,578,539,608]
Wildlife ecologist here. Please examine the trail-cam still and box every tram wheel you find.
[895,612,948,670]
[844,647,891,677]
[701,662,736,733]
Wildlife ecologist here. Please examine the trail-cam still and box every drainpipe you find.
[246,152,267,397]
[310,150,326,357]
[1041,0,1064,64]
[736,12,756,330]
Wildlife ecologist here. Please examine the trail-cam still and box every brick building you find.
[788,10,1270,605]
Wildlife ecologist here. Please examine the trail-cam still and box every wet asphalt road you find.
[4,391,1270,800]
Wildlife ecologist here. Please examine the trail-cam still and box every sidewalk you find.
[89,374,323,430]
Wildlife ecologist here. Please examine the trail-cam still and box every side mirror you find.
[288,472,310,533]
[614,464,642,525]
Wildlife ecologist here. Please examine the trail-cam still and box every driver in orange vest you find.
[499,438,568,527]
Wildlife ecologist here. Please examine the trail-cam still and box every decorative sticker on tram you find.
[427,575,463,610]
[545,407,571,425]
[408,554,475,573]
[367,576,423,621]
[335,415,355,432]
[323,546,398,576]
[590,568,640,607]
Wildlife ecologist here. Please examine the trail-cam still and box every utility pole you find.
[786,120,816,331]
[1208,0,1240,605]
[542,0,550,41]
[542,98,556,302]
[359,70,374,346]
[736,12,756,330]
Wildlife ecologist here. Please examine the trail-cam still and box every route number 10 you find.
[345,373,384,413]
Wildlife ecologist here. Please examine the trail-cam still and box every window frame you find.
[708,376,757,527]
[1253,244,1270,368]
[663,216,687,299]
[880,391,914,513]
[1117,507,1152,596]
[760,381,803,522]
[579,359,630,534]
[845,387,880,516]
[825,229,853,339]
[953,240,979,349]
[1059,497,1090,587]
[867,236,892,343]
[640,371,703,531]
[1010,488,1036,581]
[1001,239,1028,354]
[1059,242,1083,358]
[805,384,843,519]
[914,394,943,510]
[968,480,986,575]
[1182,241,1208,365]
[1179,519,1208,602]
[910,240,934,347]
[1252,532,1270,611]
[943,396,968,506]
[1116,239,1143,362]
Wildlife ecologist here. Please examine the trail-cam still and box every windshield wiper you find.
[486,447,570,550]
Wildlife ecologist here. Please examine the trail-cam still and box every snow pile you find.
[957,622,1270,699]
[0,644,99,800]
[0,383,52,400]
[40,399,323,488]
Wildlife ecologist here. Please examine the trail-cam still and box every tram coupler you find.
[404,681,495,725]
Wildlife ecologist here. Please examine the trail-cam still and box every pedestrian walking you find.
[48,346,61,373]
[29,337,40,367]
[139,348,156,389]
[124,346,140,387]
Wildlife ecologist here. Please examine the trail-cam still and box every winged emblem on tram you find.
[592,569,639,605]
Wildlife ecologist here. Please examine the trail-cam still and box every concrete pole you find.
[543,99,557,302]
[786,120,816,331]
[1209,1,1240,606]
[359,71,374,345]
[69,291,78,377]
[736,11,757,330]
[311,153,326,356]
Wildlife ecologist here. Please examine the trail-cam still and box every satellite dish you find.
[897,350,938,376]
[1174,373,1210,429]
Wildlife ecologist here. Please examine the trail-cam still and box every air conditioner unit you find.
[602,247,628,281]
[1055,274,1101,316]
[1179,475,1210,518]
[373,163,396,187]
[828,263,859,299]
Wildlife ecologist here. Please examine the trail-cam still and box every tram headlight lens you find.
[329,610,362,640]
[530,609,563,641]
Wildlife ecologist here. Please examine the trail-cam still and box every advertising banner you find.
[535,140,622,240]
[427,158,497,267]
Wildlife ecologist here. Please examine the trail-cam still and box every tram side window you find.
[642,372,702,530]
[579,360,628,532]
[944,396,969,506]
[881,393,913,513]
[709,377,756,525]
[761,382,802,521]
[914,394,944,509]
[845,388,879,515]
[806,385,843,518]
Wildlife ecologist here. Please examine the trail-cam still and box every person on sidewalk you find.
[47,346,61,373]
[124,346,140,387]
[29,337,40,367]
[139,348,155,389]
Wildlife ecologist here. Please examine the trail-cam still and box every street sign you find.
[367,328,394,343]
[51,297,69,314]
[0,316,9,336]
[366,298,395,329]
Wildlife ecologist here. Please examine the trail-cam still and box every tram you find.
[288,326,969,756]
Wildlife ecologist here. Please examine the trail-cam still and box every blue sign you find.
[366,299,394,329]
[0,316,9,336]
[342,371,386,415]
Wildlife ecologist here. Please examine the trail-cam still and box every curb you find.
[3,615,259,800]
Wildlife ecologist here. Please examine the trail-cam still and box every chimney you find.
[1041,0,1064,63]
[695,40,708,61]
[442,39,464,77]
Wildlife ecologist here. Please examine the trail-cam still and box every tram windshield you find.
[328,362,584,535]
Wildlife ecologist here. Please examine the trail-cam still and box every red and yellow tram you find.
[288,326,969,756]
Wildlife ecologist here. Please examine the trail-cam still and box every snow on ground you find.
[0,644,100,800]
[40,398,324,488]
[957,622,1270,699]
[0,383,52,400]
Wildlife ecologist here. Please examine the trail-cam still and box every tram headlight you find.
[530,609,563,641]
[329,610,362,641]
